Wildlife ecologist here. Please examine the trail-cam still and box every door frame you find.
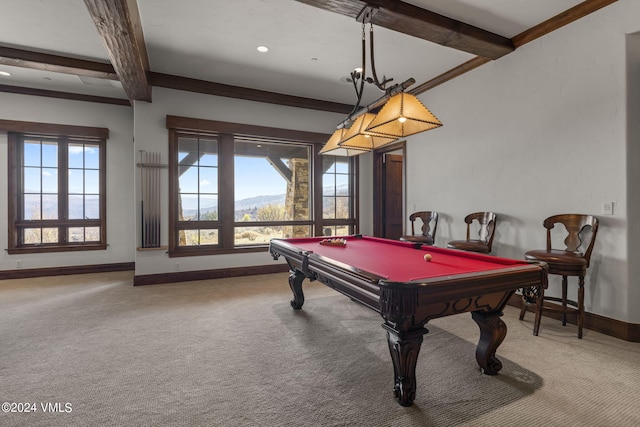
[373,140,406,237]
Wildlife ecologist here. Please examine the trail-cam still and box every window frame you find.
[167,115,358,257]
[320,155,358,235]
[4,119,108,254]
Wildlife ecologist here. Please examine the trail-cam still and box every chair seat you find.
[447,239,490,253]
[400,235,434,245]
[525,249,587,274]
[525,249,586,262]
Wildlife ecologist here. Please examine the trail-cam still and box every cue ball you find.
[424,253,432,262]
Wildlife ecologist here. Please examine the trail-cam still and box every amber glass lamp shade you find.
[365,93,442,137]
[339,113,397,151]
[319,128,369,156]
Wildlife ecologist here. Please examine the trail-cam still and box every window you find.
[234,138,312,246]
[322,156,356,237]
[176,134,220,247]
[5,120,108,253]
[167,116,358,256]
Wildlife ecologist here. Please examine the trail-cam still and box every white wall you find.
[133,88,342,275]
[387,0,638,323]
[0,92,135,271]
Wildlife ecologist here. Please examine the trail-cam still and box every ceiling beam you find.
[0,83,131,106]
[511,0,618,47]
[411,0,618,95]
[294,0,514,59]
[409,57,491,95]
[150,72,354,114]
[83,0,151,101]
[0,46,118,80]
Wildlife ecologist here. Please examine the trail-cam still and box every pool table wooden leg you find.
[382,324,428,407]
[288,270,306,309]
[471,310,507,375]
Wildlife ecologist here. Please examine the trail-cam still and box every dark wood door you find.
[382,153,403,239]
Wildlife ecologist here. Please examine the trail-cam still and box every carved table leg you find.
[382,323,428,407]
[288,270,306,310]
[471,310,507,375]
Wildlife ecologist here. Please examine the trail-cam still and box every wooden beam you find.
[294,0,514,59]
[177,152,204,177]
[412,0,619,95]
[0,83,131,106]
[151,72,354,114]
[266,157,293,183]
[0,46,118,80]
[512,0,618,47]
[83,0,151,101]
[409,57,490,95]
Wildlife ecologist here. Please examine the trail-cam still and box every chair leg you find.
[577,276,585,339]
[519,298,527,320]
[533,285,544,336]
[561,276,568,326]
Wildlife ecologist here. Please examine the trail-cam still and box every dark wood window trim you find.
[167,115,358,257]
[4,120,108,254]
[0,119,108,139]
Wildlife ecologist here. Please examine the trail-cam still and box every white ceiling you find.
[0,0,586,106]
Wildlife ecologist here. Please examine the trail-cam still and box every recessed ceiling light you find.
[0,71,11,77]
[257,45,269,53]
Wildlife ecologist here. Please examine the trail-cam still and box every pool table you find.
[269,235,547,407]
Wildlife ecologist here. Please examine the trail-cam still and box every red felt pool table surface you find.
[287,235,528,283]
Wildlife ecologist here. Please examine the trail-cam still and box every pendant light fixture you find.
[320,6,442,156]
[365,92,442,138]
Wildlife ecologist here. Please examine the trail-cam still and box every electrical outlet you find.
[175,262,181,271]
[16,259,22,269]
[602,201,614,215]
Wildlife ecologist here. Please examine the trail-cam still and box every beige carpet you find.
[0,271,638,426]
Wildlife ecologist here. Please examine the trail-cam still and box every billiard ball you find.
[424,253,432,262]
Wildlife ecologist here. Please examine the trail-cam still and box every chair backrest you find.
[464,212,497,251]
[543,214,599,267]
[409,211,439,240]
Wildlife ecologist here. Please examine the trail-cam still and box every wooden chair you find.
[446,212,497,254]
[520,214,599,339]
[399,211,438,245]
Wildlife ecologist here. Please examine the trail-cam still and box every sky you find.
[234,157,287,200]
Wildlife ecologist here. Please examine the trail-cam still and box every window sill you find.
[7,244,107,255]
[168,245,269,258]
